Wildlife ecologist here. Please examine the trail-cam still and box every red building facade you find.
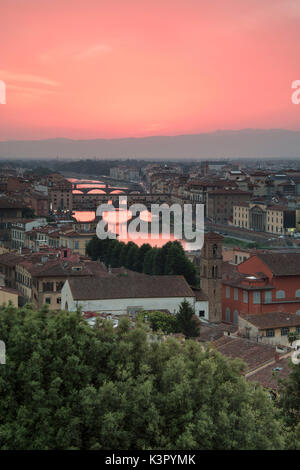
[222,252,300,324]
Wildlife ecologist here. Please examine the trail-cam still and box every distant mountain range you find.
[1,129,300,160]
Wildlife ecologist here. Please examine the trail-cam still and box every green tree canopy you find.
[144,310,177,335]
[176,300,200,338]
[86,238,198,285]
[278,361,300,429]
[0,303,285,450]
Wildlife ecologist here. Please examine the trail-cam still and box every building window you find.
[296,289,300,298]
[281,327,289,336]
[243,290,248,303]
[266,329,275,337]
[226,286,230,298]
[296,310,300,316]
[253,291,261,304]
[296,326,300,334]
[233,310,239,324]
[43,282,54,292]
[56,282,64,292]
[45,297,51,304]
[225,308,230,322]
[276,290,286,299]
[57,297,61,304]
[199,310,205,317]
[265,291,272,303]
[234,288,238,300]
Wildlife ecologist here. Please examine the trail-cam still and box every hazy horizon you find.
[1,128,300,160]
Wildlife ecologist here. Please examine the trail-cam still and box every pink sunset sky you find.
[0,0,299,140]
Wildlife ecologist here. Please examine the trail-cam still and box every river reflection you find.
[72,209,186,248]
[70,178,187,249]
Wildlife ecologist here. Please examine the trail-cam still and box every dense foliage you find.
[138,302,200,338]
[0,304,287,450]
[139,310,178,335]
[176,299,200,338]
[86,237,197,285]
[278,360,300,448]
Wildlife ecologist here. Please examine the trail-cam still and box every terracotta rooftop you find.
[60,230,92,238]
[197,322,238,343]
[241,312,300,330]
[191,287,209,301]
[257,252,300,276]
[222,261,274,290]
[247,356,291,390]
[0,252,24,267]
[68,275,194,301]
[0,286,21,296]
[208,189,251,195]
[28,259,109,278]
[204,231,223,241]
[212,335,279,372]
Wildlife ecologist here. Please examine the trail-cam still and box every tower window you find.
[212,244,218,257]
[212,266,218,278]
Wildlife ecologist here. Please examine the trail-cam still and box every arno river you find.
[69,177,188,249]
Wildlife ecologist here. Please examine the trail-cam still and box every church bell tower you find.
[200,232,223,322]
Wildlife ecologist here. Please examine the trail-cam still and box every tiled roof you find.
[212,336,278,372]
[191,287,208,301]
[222,261,275,290]
[247,356,291,390]
[60,231,92,238]
[241,312,300,330]
[257,252,300,276]
[0,252,24,266]
[29,259,109,278]
[207,189,251,195]
[0,286,21,296]
[197,322,238,342]
[204,231,223,241]
[68,275,194,301]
